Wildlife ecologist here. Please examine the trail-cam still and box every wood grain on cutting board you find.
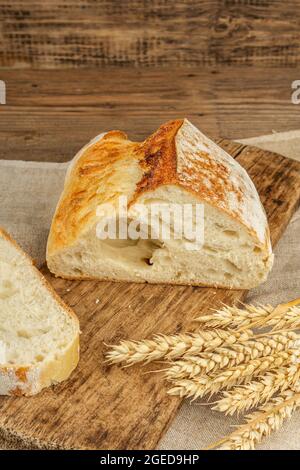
[0,141,300,450]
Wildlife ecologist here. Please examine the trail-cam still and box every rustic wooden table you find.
[0,0,300,451]
[0,67,299,163]
[1,65,300,450]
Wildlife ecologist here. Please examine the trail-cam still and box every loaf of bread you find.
[47,119,273,289]
[0,228,80,396]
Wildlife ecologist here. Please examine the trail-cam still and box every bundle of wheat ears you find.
[106,297,300,450]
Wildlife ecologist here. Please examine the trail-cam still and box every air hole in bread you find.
[39,328,51,335]
[73,268,84,276]
[224,272,233,279]
[101,238,139,248]
[93,232,163,269]
[223,230,239,239]
[203,245,218,254]
[253,246,262,253]
[73,252,83,262]
[35,354,45,363]
[207,268,217,274]
[2,280,12,289]
[0,280,17,299]
[17,330,32,339]
[224,259,242,273]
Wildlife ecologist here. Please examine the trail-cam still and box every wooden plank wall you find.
[0,0,299,68]
[1,67,299,162]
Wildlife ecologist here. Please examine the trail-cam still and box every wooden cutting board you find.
[0,141,300,450]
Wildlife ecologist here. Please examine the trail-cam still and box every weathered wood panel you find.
[0,142,299,449]
[0,67,299,162]
[0,1,299,68]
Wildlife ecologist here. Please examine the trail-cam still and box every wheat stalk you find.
[164,332,298,380]
[106,297,300,450]
[213,364,300,415]
[269,305,300,331]
[195,297,300,331]
[168,350,297,400]
[195,304,273,330]
[106,329,252,366]
[208,390,300,450]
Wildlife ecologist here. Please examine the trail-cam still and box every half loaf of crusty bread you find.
[47,119,273,289]
[0,228,80,396]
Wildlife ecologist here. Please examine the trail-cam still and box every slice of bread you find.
[0,228,80,396]
[47,119,274,289]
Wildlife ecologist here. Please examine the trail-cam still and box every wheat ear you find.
[164,332,298,379]
[213,364,300,415]
[168,350,297,400]
[207,390,300,450]
[106,329,252,366]
[195,304,273,330]
[195,297,300,331]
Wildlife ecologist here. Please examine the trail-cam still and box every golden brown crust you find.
[47,119,272,262]
[47,130,140,254]
[134,119,183,195]
[47,121,185,256]
[37,335,79,396]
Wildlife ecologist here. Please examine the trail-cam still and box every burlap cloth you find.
[0,130,299,450]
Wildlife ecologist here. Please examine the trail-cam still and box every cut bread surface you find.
[0,228,79,396]
[47,119,274,289]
